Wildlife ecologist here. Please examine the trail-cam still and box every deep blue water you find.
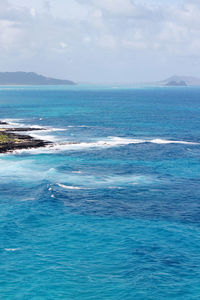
[0,85,200,299]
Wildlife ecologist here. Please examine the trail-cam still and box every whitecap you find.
[67,125,90,128]
[150,138,199,145]
[57,183,84,190]
[20,197,35,202]
[5,248,19,252]
[108,186,122,189]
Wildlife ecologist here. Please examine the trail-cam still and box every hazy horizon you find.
[1,0,200,83]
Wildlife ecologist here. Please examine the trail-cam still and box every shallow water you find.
[0,85,200,299]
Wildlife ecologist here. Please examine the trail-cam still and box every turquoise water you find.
[0,85,200,299]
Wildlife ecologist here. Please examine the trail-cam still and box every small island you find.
[0,72,75,85]
[157,75,200,86]
[0,121,51,153]
[165,80,187,86]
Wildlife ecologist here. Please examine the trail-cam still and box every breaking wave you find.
[10,136,199,155]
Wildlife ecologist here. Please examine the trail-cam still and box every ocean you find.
[0,85,200,299]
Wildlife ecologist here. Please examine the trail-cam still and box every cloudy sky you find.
[0,0,200,83]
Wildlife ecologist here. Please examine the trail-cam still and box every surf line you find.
[1,120,199,154]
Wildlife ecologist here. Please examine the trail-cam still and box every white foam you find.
[151,138,199,145]
[55,173,153,189]
[11,138,132,154]
[28,124,45,129]
[4,119,197,148]
[10,136,199,155]
[2,118,23,123]
[27,127,67,142]
[57,183,84,190]
[0,158,155,187]
[5,248,19,252]
[67,125,90,128]
[1,118,24,127]
[108,186,122,189]
[20,197,35,202]
[29,132,58,142]
[2,118,66,132]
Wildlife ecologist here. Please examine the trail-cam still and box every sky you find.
[0,0,200,83]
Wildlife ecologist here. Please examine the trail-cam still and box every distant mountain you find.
[0,72,75,85]
[165,80,187,86]
[159,76,200,86]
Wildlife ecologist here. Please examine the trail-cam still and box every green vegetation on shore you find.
[0,132,21,143]
[0,133,14,143]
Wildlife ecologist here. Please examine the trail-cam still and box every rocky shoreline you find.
[0,121,51,153]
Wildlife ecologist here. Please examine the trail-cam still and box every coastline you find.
[0,121,51,153]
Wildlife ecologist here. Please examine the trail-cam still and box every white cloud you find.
[96,35,116,49]
[88,0,136,16]
[83,36,91,43]
[59,42,68,49]
[30,8,36,17]
[0,20,21,49]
